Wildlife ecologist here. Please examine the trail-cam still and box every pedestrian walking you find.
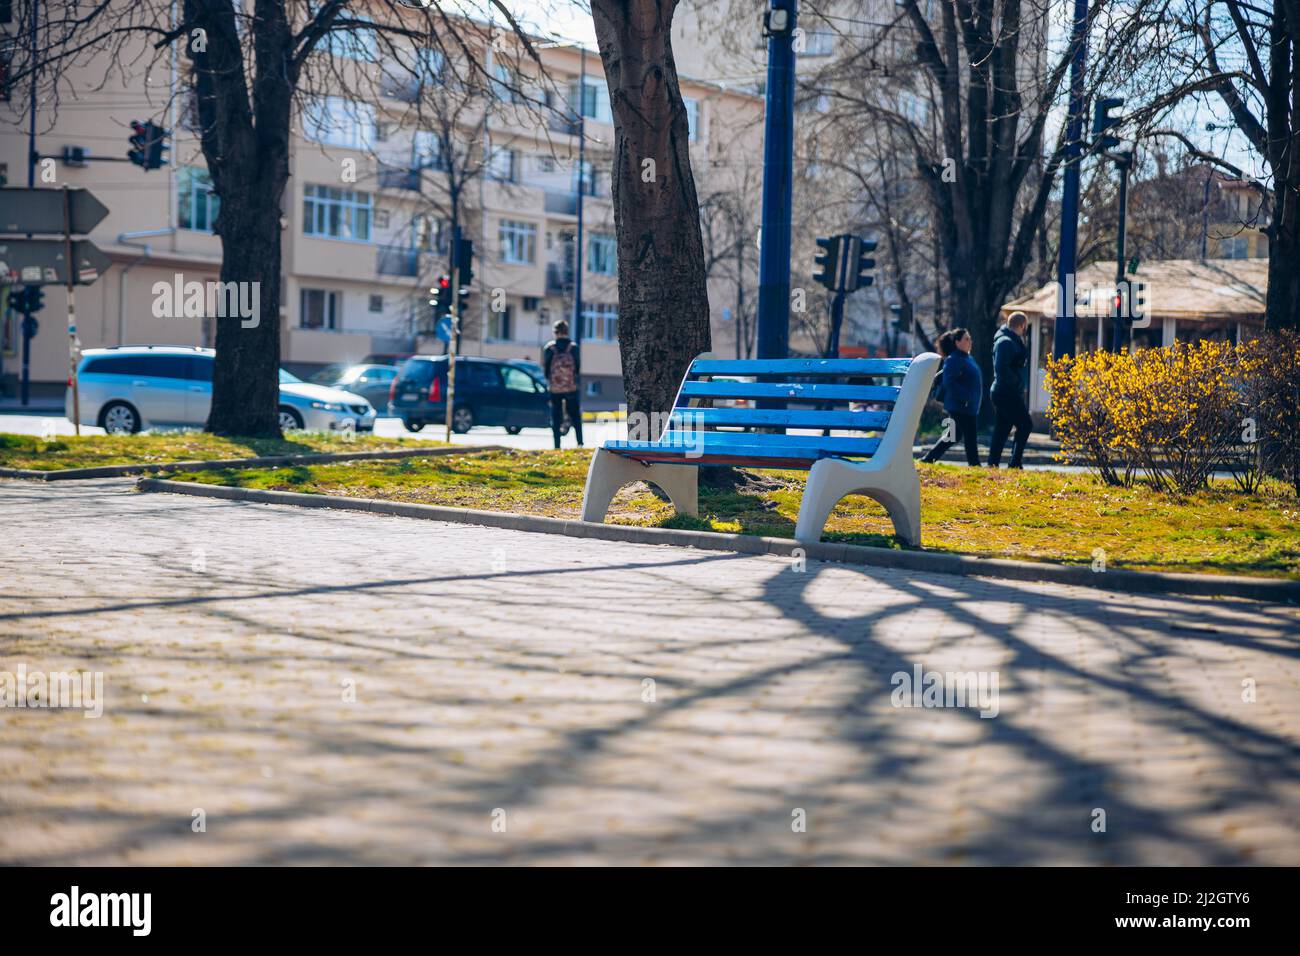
[920,327,983,466]
[988,311,1034,469]
[543,320,584,450]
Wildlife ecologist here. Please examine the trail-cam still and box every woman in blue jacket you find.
[920,328,983,466]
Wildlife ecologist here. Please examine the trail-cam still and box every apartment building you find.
[0,7,763,409]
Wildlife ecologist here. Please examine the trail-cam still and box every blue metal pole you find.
[573,45,586,345]
[755,0,797,360]
[1054,0,1090,360]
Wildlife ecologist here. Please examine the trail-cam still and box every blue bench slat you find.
[690,358,913,377]
[608,448,827,469]
[679,381,901,403]
[669,407,891,430]
[609,433,881,457]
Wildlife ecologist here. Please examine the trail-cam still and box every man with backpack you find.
[543,319,584,450]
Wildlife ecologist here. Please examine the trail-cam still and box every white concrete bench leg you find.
[581,448,699,523]
[794,457,923,547]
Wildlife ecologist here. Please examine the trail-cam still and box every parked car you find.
[70,346,376,434]
[309,363,399,412]
[388,355,559,434]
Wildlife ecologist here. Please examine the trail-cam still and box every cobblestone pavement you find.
[2,477,1298,865]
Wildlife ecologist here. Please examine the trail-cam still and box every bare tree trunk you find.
[591,0,711,419]
[208,185,284,435]
[187,0,293,437]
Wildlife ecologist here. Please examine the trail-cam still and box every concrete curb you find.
[0,445,506,481]
[135,477,1300,603]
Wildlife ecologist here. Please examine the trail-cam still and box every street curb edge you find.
[0,444,507,481]
[133,477,1300,603]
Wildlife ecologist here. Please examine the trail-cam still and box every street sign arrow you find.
[0,188,110,236]
[0,238,113,286]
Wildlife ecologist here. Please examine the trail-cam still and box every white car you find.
[69,346,377,434]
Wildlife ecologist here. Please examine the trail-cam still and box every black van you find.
[388,356,555,434]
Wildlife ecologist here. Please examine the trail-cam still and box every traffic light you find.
[854,238,877,290]
[430,275,452,318]
[128,120,169,170]
[455,238,474,312]
[128,121,148,168]
[147,122,170,170]
[813,236,841,290]
[1114,279,1133,320]
[9,285,45,315]
[1092,97,1124,151]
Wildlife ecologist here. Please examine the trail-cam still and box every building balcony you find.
[377,245,420,277]
[282,326,373,367]
[378,165,421,191]
[380,74,421,104]
[548,114,581,137]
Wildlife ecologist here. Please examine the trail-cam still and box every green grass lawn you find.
[163,448,1300,579]
[0,431,432,471]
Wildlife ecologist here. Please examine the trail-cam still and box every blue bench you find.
[581,353,940,545]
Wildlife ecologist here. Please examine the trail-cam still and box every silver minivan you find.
[69,346,376,434]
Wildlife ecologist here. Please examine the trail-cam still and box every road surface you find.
[2,477,1297,865]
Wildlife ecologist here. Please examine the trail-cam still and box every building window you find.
[303,96,375,151]
[488,305,514,341]
[416,214,450,255]
[535,155,555,173]
[177,166,220,232]
[573,77,612,123]
[304,184,372,241]
[490,147,518,183]
[300,289,340,330]
[499,219,537,264]
[369,294,383,313]
[585,380,602,397]
[493,62,521,103]
[325,15,377,61]
[413,130,445,170]
[580,302,618,341]
[374,208,390,229]
[588,232,616,275]
[683,98,700,141]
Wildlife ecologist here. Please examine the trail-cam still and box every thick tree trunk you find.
[206,178,284,435]
[1265,213,1300,332]
[187,0,293,437]
[591,0,712,420]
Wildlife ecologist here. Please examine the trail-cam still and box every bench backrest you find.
[654,354,940,464]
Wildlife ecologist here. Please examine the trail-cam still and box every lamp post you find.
[1054,0,1090,359]
[755,0,798,360]
[574,44,586,346]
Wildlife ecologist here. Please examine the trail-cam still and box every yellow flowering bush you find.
[1046,334,1300,496]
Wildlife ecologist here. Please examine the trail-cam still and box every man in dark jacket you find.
[920,328,983,466]
[543,319,584,449]
[988,311,1033,468]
